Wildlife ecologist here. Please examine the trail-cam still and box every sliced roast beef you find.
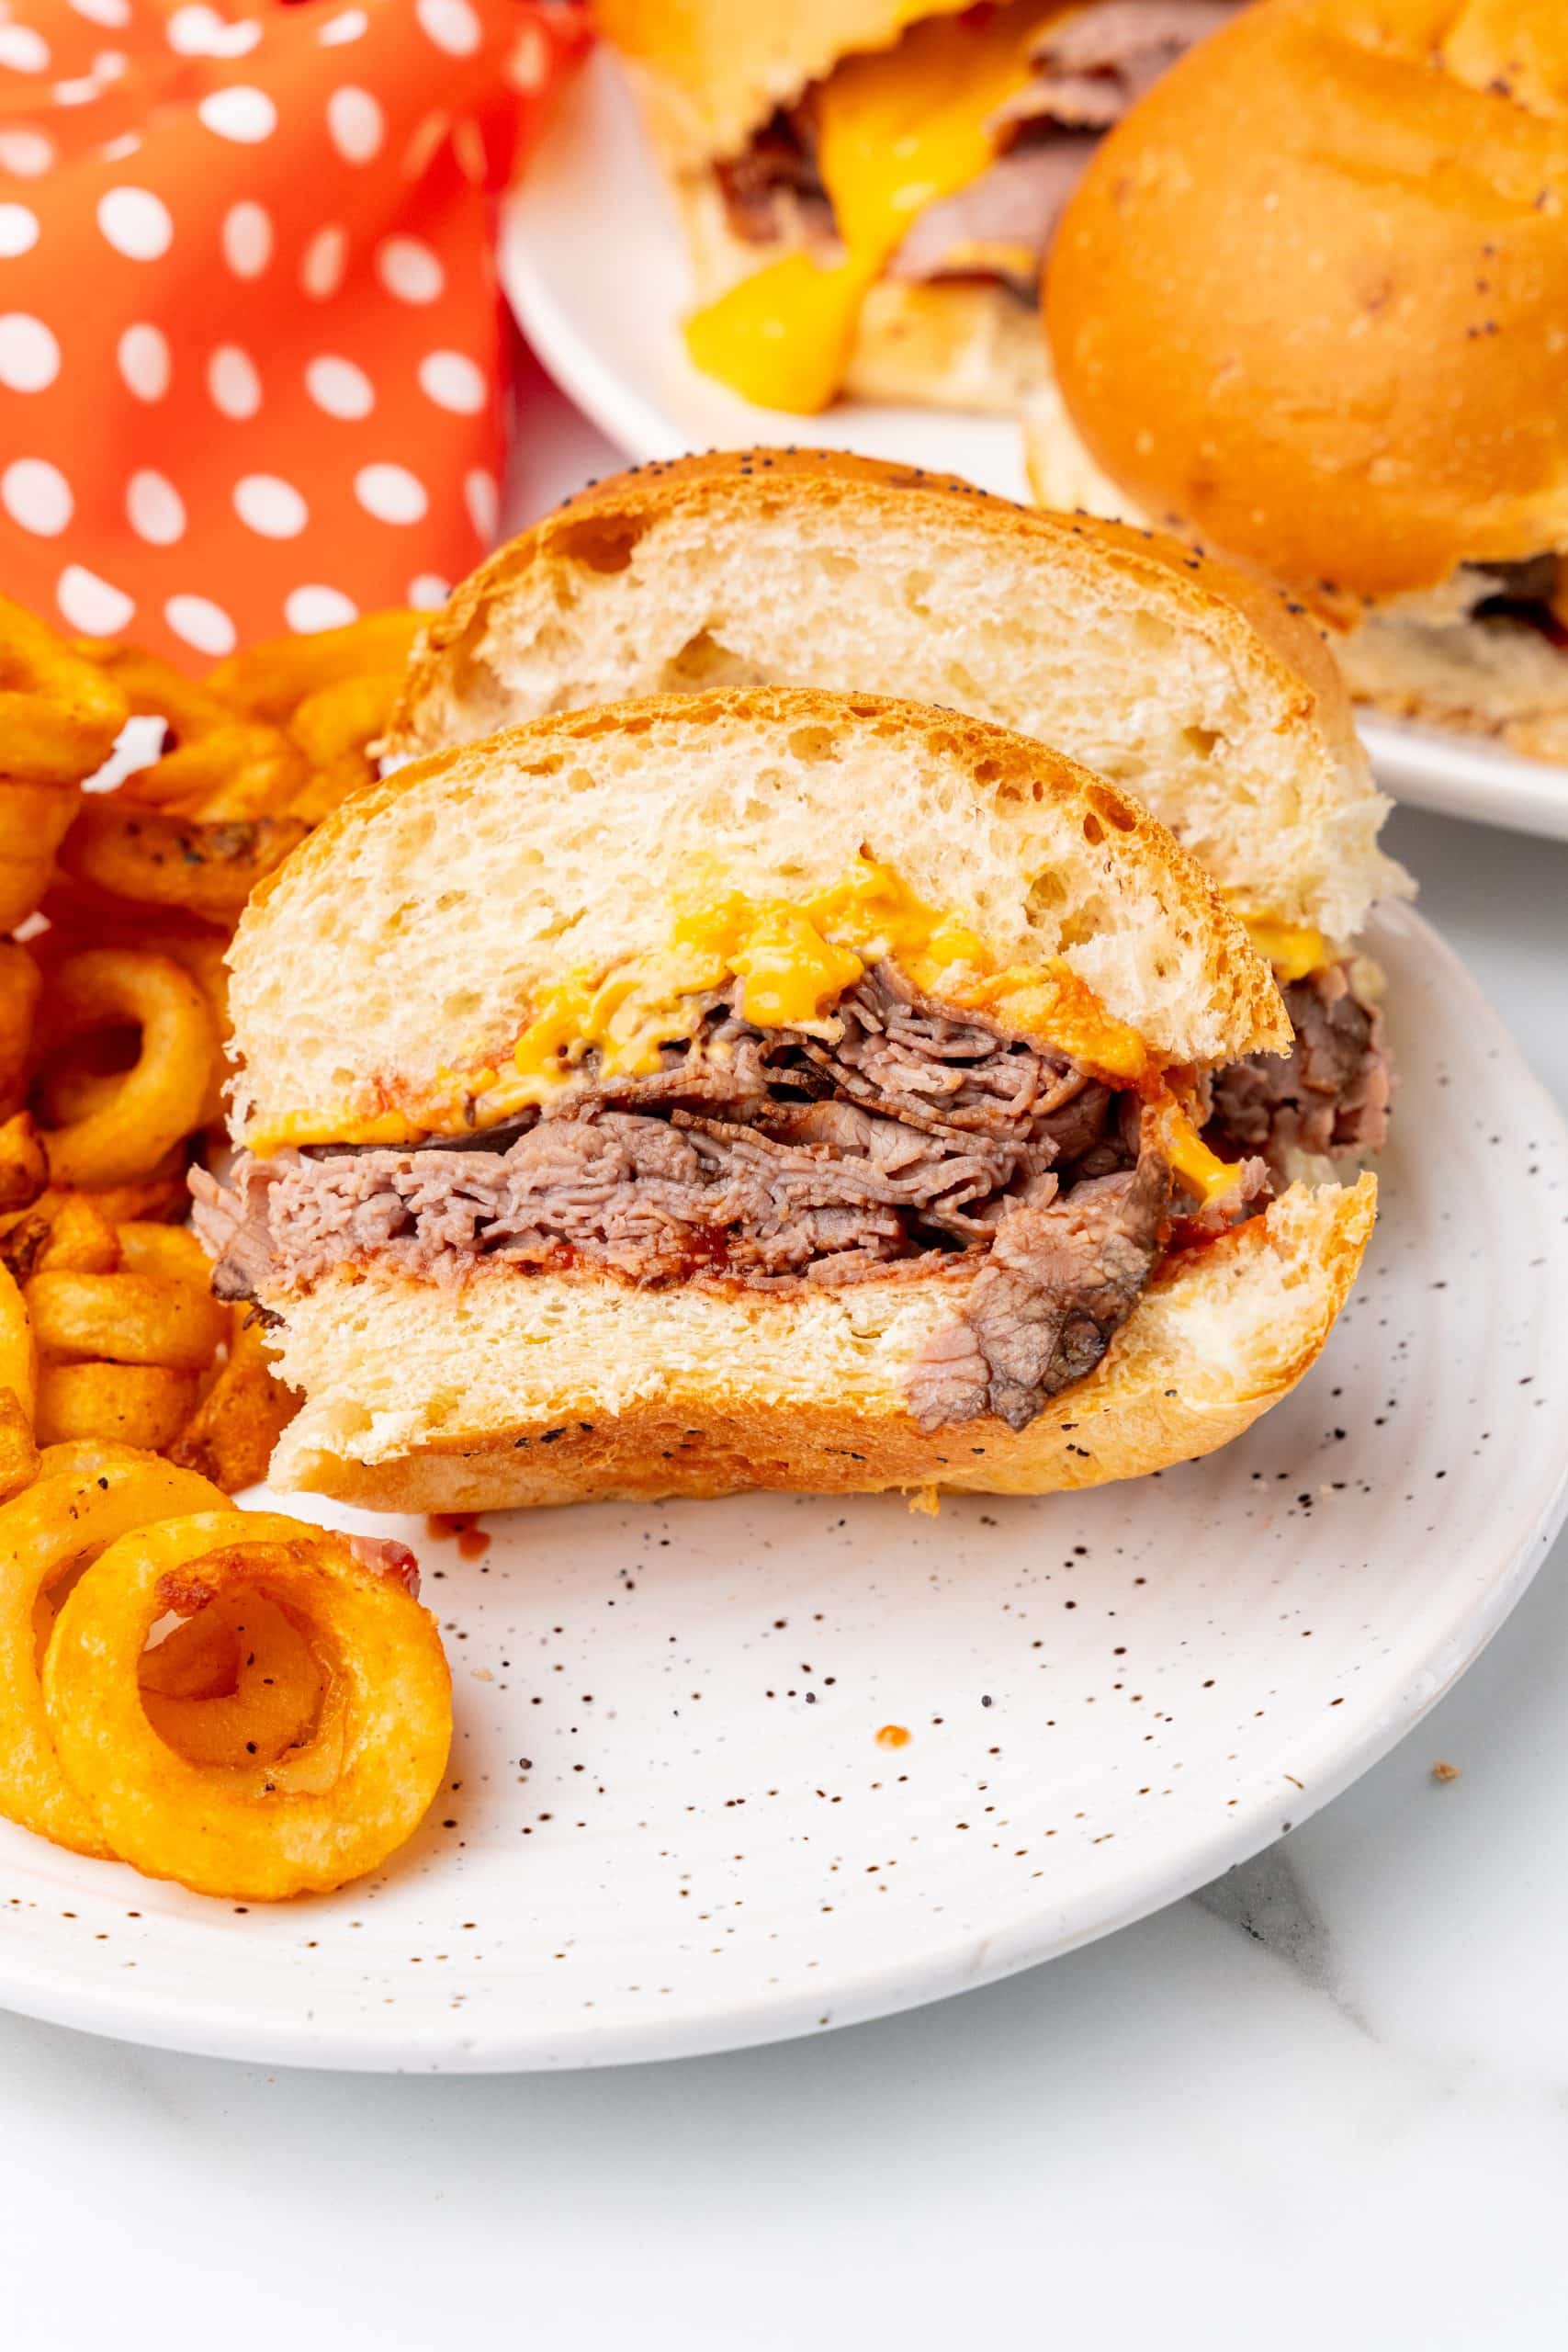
[1205,963,1392,1173]
[199,967,1241,1430]
[910,1122,1169,1430]
[717,1,1243,295]
[996,0,1243,138]
[884,140,1095,295]
[715,104,831,246]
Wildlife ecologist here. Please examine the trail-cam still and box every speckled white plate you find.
[502,51,1568,843]
[2,904,1565,2071]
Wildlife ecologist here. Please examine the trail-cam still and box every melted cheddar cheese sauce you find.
[1240,917,1327,987]
[683,1,1053,413]
[249,858,1250,1213]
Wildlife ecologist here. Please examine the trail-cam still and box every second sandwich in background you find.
[386,448,1408,1180]
[1032,0,1568,762]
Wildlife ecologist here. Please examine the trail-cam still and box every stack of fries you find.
[0,592,421,1504]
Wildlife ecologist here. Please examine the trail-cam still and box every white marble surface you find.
[6,382,1568,2348]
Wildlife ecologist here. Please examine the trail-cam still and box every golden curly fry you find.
[167,1307,299,1494]
[129,726,305,822]
[0,1388,39,1504]
[0,1259,36,1424]
[35,948,218,1187]
[114,1219,214,1287]
[0,1191,123,1283]
[0,779,80,934]
[207,612,421,722]
[0,595,128,784]
[35,1360,199,1450]
[139,1590,325,1767]
[58,803,309,923]
[282,671,402,820]
[0,943,41,1119]
[26,1267,230,1371]
[42,1511,450,1897]
[0,1453,231,1855]
[0,1112,48,1216]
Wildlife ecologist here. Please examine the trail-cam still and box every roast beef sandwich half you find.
[386,448,1406,1185]
[196,687,1374,1511]
[1030,0,1568,761]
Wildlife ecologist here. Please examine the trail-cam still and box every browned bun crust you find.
[594,0,976,166]
[389,446,1362,781]
[1045,0,1568,601]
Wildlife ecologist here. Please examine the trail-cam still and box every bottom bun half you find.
[265,1178,1375,1514]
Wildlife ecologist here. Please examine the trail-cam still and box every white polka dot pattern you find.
[126,469,185,546]
[208,343,262,420]
[233,473,309,539]
[165,5,262,57]
[318,7,367,44]
[305,354,375,420]
[327,85,383,165]
[464,466,499,543]
[0,130,55,176]
[375,234,444,304]
[197,85,276,144]
[117,322,170,401]
[0,312,60,393]
[3,458,73,537]
[286,584,358,633]
[220,199,271,278]
[96,185,174,261]
[418,349,485,415]
[0,0,578,667]
[355,463,428,526]
[299,222,348,300]
[0,205,40,259]
[58,563,134,635]
[0,23,51,70]
[416,0,480,58]
[165,594,237,656]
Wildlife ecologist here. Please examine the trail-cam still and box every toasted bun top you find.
[387,447,1404,945]
[1046,0,1568,601]
[595,0,976,166]
[230,685,1286,1144]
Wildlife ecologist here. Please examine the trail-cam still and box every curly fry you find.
[0,779,80,933]
[35,1361,200,1451]
[0,595,128,783]
[207,613,421,722]
[35,948,218,1187]
[42,1512,450,1896]
[58,803,308,922]
[0,1453,231,1854]
[167,1308,299,1493]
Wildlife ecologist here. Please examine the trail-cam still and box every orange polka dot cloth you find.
[0,0,587,663]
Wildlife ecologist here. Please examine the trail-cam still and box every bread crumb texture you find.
[231,684,1285,1139]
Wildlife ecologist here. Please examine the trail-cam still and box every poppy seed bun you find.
[386,449,1406,947]
[232,684,1288,1149]
[1043,0,1568,601]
